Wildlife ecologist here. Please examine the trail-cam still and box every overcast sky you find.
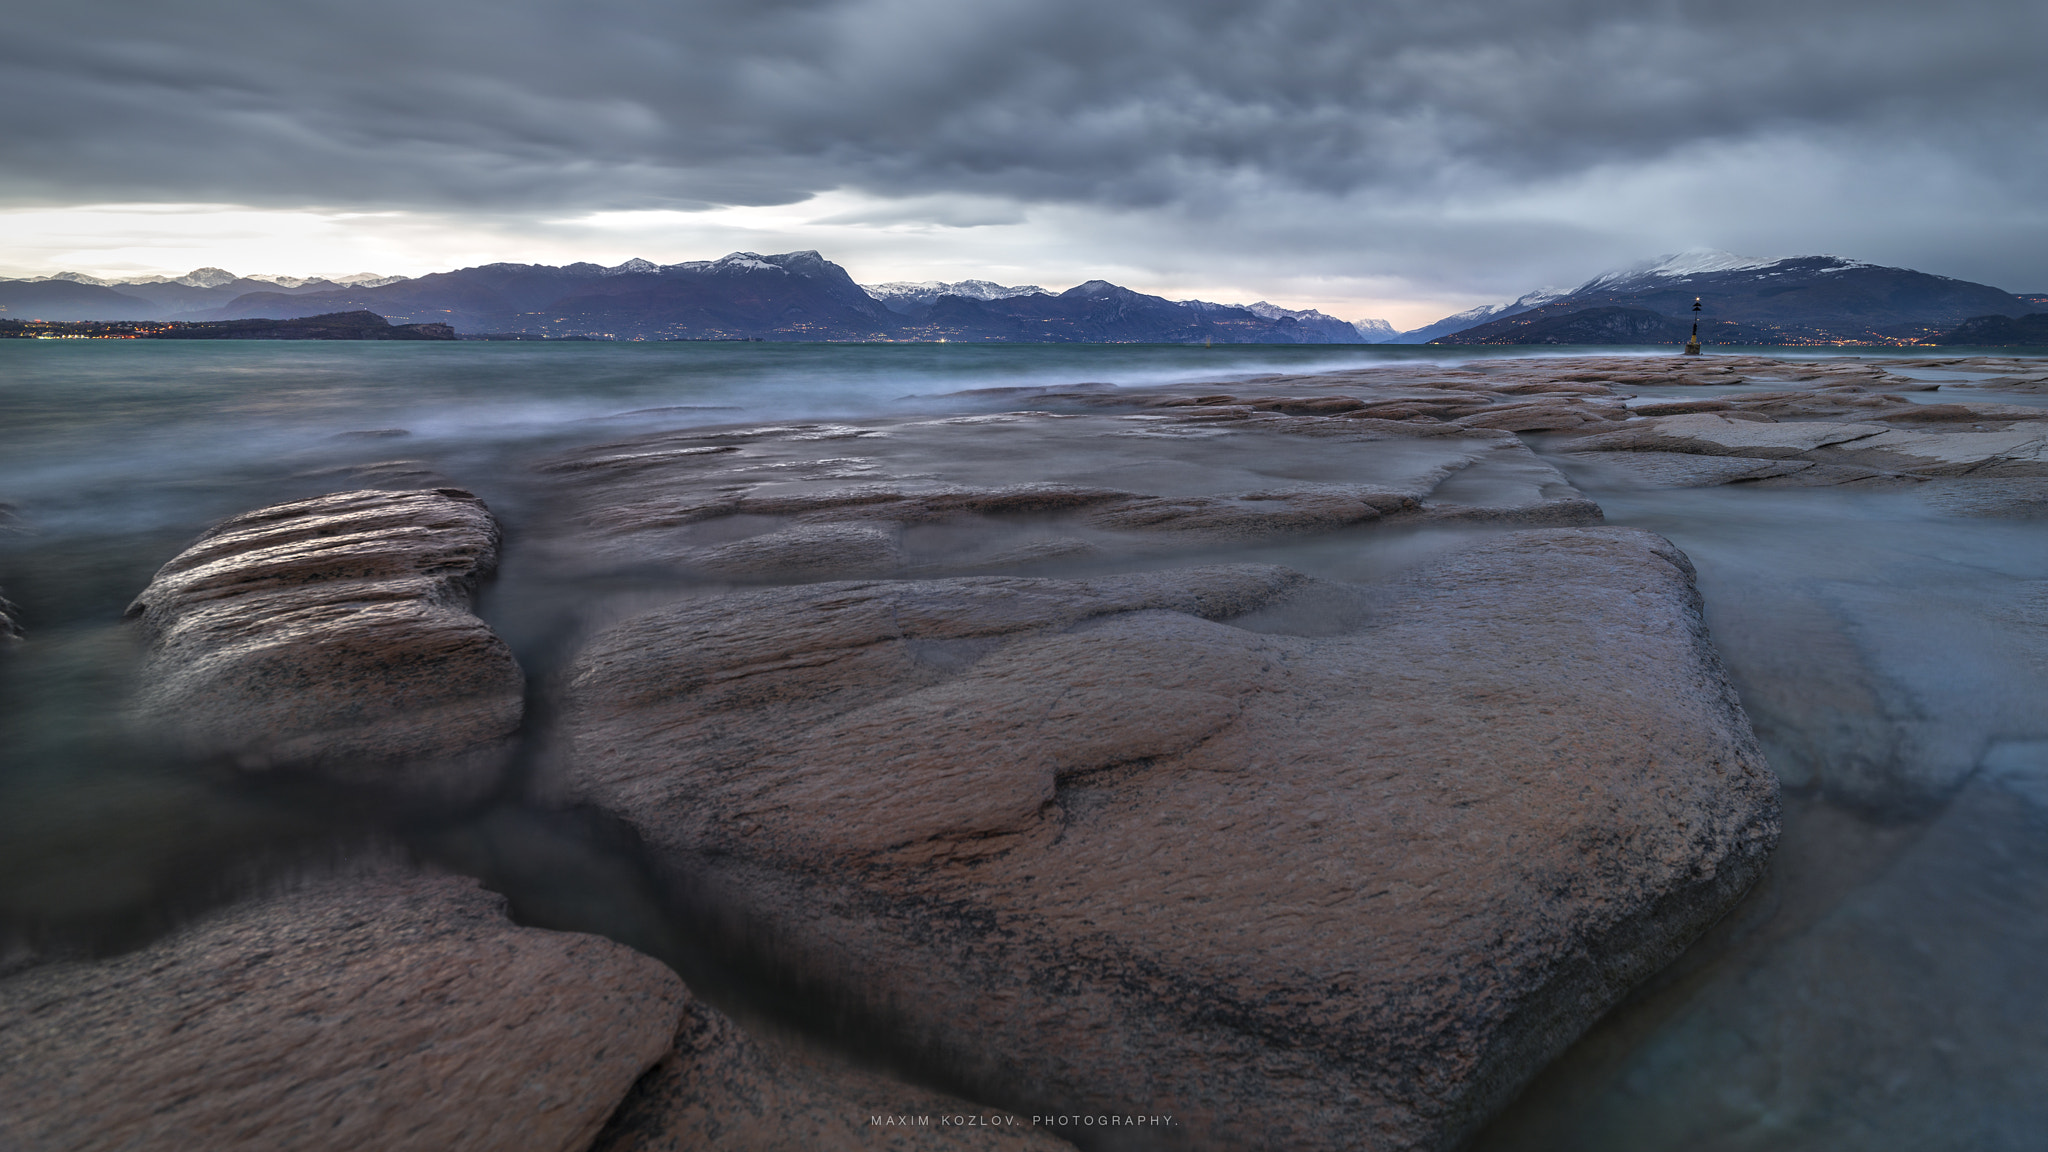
[3,0,2044,326]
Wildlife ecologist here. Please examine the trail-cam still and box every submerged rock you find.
[0,868,681,1152]
[557,529,1779,1150]
[125,488,523,798]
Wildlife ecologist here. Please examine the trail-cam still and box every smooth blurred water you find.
[4,341,2048,1148]
[0,340,1525,957]
[1473,415,2048,1151]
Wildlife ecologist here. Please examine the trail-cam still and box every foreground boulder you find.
[0,868,682,1152]
[558,528,1779,1150]
[126,488,524,798]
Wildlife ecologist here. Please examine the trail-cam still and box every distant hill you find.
[146,311,456,340]
[2,311,456,340]
[889,280,1364,343]
[1929,313,2048,345]
[1427,252,2033,345]
[0,279,158,321]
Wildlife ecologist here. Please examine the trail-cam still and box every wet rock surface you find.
[530,410,1601,582]
[125,488,524,798]
[1507,365,2048,486]
[1565,407,2048,478]
[0,867,682,1152]
[557,529,1779,1151]
[525,352,2048,585]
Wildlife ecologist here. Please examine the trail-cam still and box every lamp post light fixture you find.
[1684,296,1702,356]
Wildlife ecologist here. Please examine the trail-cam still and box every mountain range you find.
[1425,252,2042,346]
[0,253,1376,343]
[3,248,2040,344]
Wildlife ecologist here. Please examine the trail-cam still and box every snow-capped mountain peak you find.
[1512,286,1572,307]
[716,252,780,272]
[11,268,408,289]
[1232,300,1361,327]
[1237,300,1317,322]
[1576,249,1776,293]
[861,279,1052,313]
[604,258,659,276]
[862,279,1049,306]
[248,272,408,287]
[1805,255,1878,275]
[175,268,241,288]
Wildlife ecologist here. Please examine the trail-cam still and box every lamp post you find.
[1684,296,1702,356]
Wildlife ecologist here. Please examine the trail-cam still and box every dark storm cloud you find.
[5,0,2045,215]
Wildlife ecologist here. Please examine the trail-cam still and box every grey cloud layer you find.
[6,0,2045,213]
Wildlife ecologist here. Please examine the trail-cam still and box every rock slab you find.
[531,412,1599,582]
[126,488,524,795]
[1566,404,2048,479]
[560,528,1780,1151]
[0,868,683,1152]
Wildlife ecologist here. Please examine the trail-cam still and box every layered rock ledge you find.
[557,528,1780,1150]
[1560,396,2048,487]
[531,411,1599,582]
[0,868,682,1152]
[125,488,524,798]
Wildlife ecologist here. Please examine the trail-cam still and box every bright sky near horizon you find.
[4,0,2044,328]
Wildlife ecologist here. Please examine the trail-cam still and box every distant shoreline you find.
[0,311,453,341]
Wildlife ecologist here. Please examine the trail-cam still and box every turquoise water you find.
[5,340,2048,1148]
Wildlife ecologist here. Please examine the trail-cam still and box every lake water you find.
[4,340,2046,1149]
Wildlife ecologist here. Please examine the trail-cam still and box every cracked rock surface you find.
[556,528,1779,1151]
